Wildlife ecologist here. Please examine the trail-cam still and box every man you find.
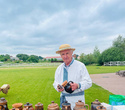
[53,44,92,109]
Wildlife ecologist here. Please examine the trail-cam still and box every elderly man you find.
[53,44,92,109]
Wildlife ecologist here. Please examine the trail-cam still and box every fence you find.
[104,61,125,66]
[0,63,61,68]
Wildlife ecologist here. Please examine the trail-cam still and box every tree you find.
[93,46,101,63]
[79,53,95,65]
[27,55,39,63]
[51,58,54,62]
[0,54,10,62]
[99,47,125,65]
[38,56,44,60]
[44,59,46,62]
[48,59,51,62]
[16,54,29,62]
[53,58,57,62]
[113,35,125,54]
[4,54,10,61]
[79,53,85,63]
[84,53,95,65]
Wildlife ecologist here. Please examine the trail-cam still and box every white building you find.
[10,56,19,61]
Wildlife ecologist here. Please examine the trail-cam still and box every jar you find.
[35,102,43,110]
[12,103,23,110]
[47,101,59,110]
[73,100,89,110]
[61,101,71,110]
[96,105,106,110]
[0,97,9,110]
[91,99,101,110]
[24,102,34,110]
[62,81,74,94]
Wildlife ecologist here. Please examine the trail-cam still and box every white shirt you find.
[53,60,92,109]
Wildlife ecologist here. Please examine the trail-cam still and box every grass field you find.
[0,65,124,109]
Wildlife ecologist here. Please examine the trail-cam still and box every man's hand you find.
[57,84,64,92]
[70,82,79,91]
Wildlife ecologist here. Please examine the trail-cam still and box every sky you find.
[0,0,125,57]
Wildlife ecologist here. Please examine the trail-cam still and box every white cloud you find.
[73,36,88,45]
[0,0,125,57]
[106,35,119,40]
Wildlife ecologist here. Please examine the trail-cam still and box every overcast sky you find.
[0,0,125,57]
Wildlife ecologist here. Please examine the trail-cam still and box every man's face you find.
[60,49,73,66]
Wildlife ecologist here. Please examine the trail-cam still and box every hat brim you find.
[56,48,75,54]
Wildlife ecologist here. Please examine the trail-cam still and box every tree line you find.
[79,35,125,65]
[0,35,125,65]
[0,54,44,63]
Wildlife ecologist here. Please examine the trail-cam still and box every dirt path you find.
[90,73,125,95]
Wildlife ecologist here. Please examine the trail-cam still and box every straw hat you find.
[56,44,75,54]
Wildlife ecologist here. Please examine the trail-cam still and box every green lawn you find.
[86,65,125,74]
[0,66,124,109]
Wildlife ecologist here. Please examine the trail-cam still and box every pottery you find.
[62,81,74,94]
[24,102,34,110]
[0,97,9,110]
[61,101,71,110]
[73,100,89,110]
[47,101,59,110]
[91,99,101,110]
[12,103,23,110]
[35,102,43,110]
[96,105,106,110]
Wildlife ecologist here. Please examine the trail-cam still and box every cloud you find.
[0,0,125,56]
